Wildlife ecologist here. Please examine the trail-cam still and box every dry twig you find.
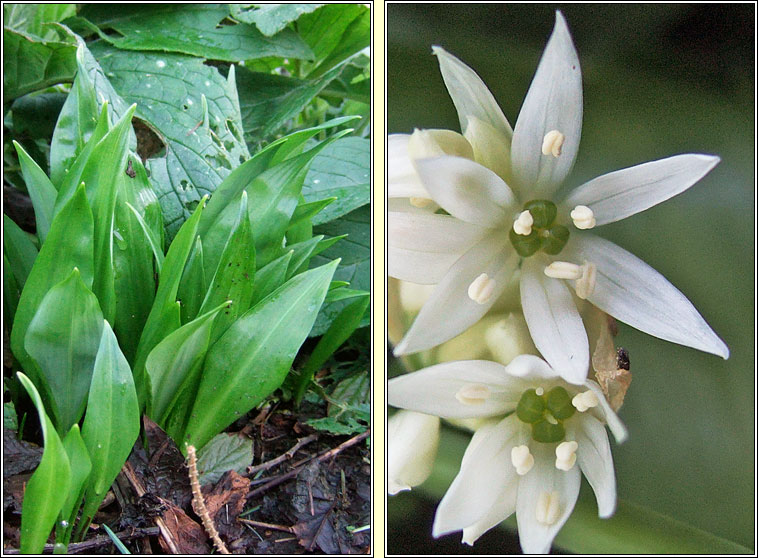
[186,444,230,555]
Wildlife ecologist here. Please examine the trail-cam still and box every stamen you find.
[572,390,600,412]
[513,210,534,236]
[467,273,496,305]
[570,205,596,229]
[574,262,597,300]
[455,383,490,405]
[511,445,535,476]
[409,197,433,208]
[544,261,582,280]
[541,130,565,158]
[555,440,578,471]
[545,414,558,425]
[536,491,561,525]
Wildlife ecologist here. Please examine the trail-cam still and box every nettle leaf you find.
[303,136,370,225]
[195,433,254,485]
[4,4,77,41]
[78,322,140,538]
[310,205,370,335]
[184,259,339,450]
[231,4,322,36]
[89,41,249,239]
[10,92,68,141]
[82,4,313,62]
[24,268,104,434]
[16,373,71,555]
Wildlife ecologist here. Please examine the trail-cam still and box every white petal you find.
[504,354,560,381]
[387,197,438,214]
[465,116,512,182]
[394,236,518,355]
[570,414,616,517]
[584,380,628,443]
[562,154,720,226]
[461,476,519,545]
[388,361,524,419]
[388,134,430,199]
[433,416,521,537]
[388,211,487,284]
[565,234,729,359]
[520,259,590,384]
[414,156,516,227]
[516,442,581,554]
[388,411,440,495]
[511,11,582,198]
[432,46,513,141]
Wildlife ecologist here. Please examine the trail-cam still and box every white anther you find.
[536,491,561,525]
[574,261,597,300]
[544,261,583,280]
[555,440,578,471]
[455,383,490,405]
[467,273,496,304]
[511,445,535,476]
[541,130,565,158]
[535,387,544,396]
[409,197,433,208]
[570,205,596,229]
[513,210,534,236]
[572,390,600,412]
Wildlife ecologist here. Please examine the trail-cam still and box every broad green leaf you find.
[288,198,337,230]
[112,158,161,364]
[195,433,254,485]
[17,372,71,555]
[198,191,255,342]
[58,424,92,548]
[3,214,38,289]
[308,8,370,78]
[146,301,227,427]
[285,235,325,280]
[4,4,76,40]
[324,286,368,304]
[77,322,140,540]
[232,4,322,36]
[11,184,94,393]
[125,202,165,273]
[3,26,77,100]
[24,268,104,433]
[297,4,366,65]
[236,61,350,148]
[89,41,249,239]
[177,236,206,325]
[184,259,339,450]
[251,250,292,306]
[12,142,54,243]
[3,256,21,336]
[311,205,370,335]
[10,91,67,140]
[82,4,313,62]
[133,199,206,407]
[302,137,370,225]
[294,294,369,404]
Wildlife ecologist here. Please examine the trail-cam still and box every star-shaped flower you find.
[388,355,627,553]
[388,11,728,383]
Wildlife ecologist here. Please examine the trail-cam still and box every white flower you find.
[388,355,627,553]
[388,410,440,495]
[388,11,728,384]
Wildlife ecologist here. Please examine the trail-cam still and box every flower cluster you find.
[387,11,728,554]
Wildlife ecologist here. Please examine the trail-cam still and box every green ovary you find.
[509,199,570,257]
[516,385,575,443]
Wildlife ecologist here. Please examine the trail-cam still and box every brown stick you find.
[187,445,230,555]
[238,518,295,533]
[3,527,160,554]
[247,430,369,498]
[247,433,318,476]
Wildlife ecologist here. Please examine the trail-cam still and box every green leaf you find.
[125,202,165,273]
[308,8,370,78]
[101,524,130,555]
[77,322,140,540]
[294,294,369,404]
[289,198,337,230]
[4,254,21,329]
[82,4,313,61]
[302,137,370,225]
[88,41,250,239]
[24,268,104,434]
[251,250,292,306]
[310,205,370,335]
[4,4,77,40]
[177,236,206,325]
[232,4,322,36]
[3,214,38,290]
[3,26,77,100]
[198,191,255,342]
[305,415,366,436]
[146,301,227,429]
[284,235,324,280]
[297,5,367,66]
[11,184,94,395]
[184,259,339,450]
[16,372,71,555]
[133,199,207,408]
[195,433,254,485]
[58,424,92,548]
[13,140,57,242]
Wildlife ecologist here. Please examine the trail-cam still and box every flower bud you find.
[388,410,440,495]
